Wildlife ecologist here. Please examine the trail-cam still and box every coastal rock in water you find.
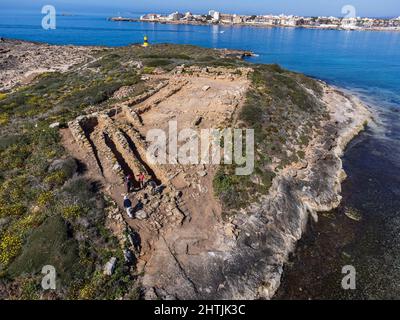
[344,207,362,221]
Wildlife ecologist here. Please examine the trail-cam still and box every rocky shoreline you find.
[0,39,372,300]
[142,83,372,300]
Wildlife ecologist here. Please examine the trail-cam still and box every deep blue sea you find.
[1,9,400,299]
[1,10,399,109]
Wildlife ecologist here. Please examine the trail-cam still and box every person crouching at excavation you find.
[125,174,133,193]
[137,172,145,189]
[123,195,133,218]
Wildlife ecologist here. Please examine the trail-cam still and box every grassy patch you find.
[144,59,172,68]
[1,43,328,296]
[213,64,327,211]
[7,215,81,282]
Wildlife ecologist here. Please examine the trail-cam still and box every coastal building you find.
[183,12,194,21]
[137,11,400,31]
[196,15,208,23]
[281,15,301,26]
[359,18,374,28]
[208,10,221,22]
[388,17,400,27]
[252,15,271,24]
[233,14,244,24]
[168,12,184,21]
[220,13,234,24]
[341,17,359,29]
[303,17,318,26]
[313,16,340,28]
[140,13,160,21]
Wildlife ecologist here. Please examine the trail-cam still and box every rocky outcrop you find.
[0,39,96,91]
[63,60,369,300]
[141,84,372,300]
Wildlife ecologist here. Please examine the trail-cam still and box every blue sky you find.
[1,0,399,17]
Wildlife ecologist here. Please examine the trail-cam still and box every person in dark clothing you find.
[125,174,133,193]
[154,184,164,195]
[123,195,133,218]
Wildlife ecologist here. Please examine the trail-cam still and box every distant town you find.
[110,10,400,31]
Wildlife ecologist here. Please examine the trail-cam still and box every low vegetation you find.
[214,64,328,212]
[0,43,328,298]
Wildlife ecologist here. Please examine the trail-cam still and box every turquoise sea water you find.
[1,10,400,298]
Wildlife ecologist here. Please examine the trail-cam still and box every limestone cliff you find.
[141,84,371,300]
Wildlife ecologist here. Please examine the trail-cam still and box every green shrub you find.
[142,66,155,74]
[7,215,82,282]
[141,53,191,60]
[213,169,239,195]
[8,212,45,237]
[0,232,22,266]
[36,191,54,207]
[79,272,104,300]
[0,177,28,205]
[145,59,171,68]
[0,144,31,170]
[62,205,86,220]
[19,277,41,300]
[44,170,68,187]
[297,150,306,159]
[0,204,26,218]
[61,177,94,206]
[0,113,9,126]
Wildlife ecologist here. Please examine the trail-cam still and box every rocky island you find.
[0,39,370,299]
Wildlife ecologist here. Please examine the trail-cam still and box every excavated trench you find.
[120,130,161,185]
[72,107,166,194]
[103,132,138,186]
[80,117,104,175]
[64,68,255,297]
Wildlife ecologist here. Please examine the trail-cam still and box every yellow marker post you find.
[143,35,149,47]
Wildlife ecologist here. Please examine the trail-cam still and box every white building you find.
[341,17,359,29]
[282,15,300,26]
[208,10,221,21]
[168,11,184,21]
[140,13,160,21]
[233,14,244,24]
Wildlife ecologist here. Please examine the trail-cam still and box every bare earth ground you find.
[61,66,252,286]
[1,39,372,299]
[141,84,371,300]
[62,63,371,299]
[0,39,98,91]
